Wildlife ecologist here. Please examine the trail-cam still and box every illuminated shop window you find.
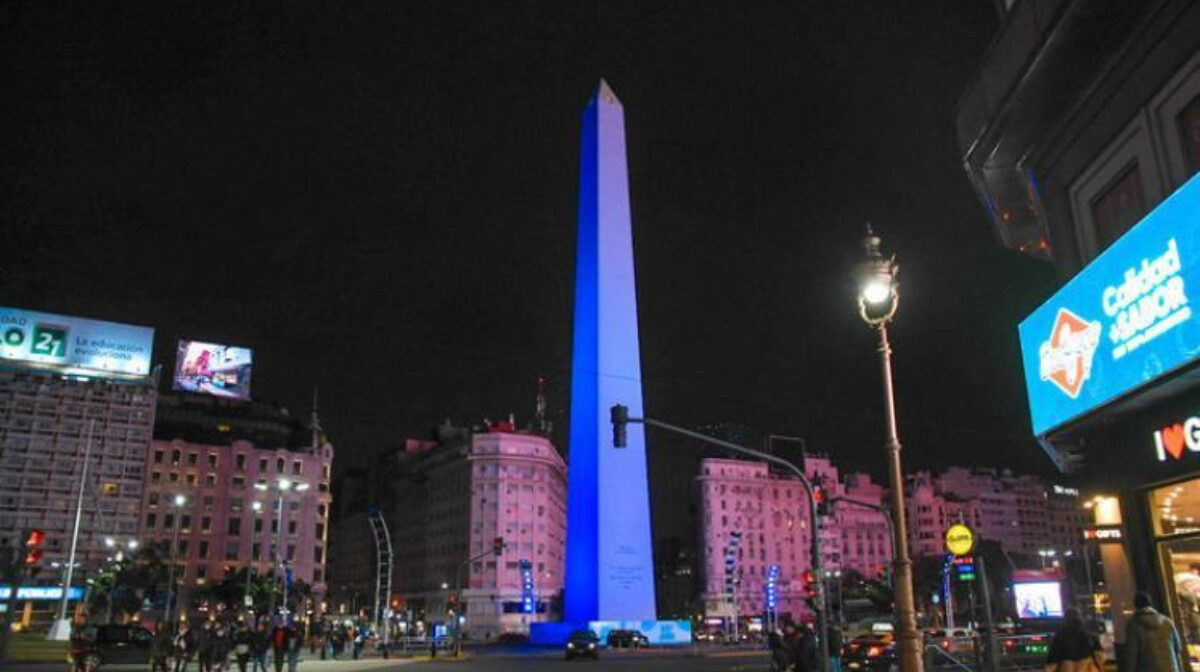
[1151,481,1200,537]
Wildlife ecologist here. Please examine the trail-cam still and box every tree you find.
[86,542,172,622]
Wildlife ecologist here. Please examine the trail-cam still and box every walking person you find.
[1123,593,1189,672]
[768,628,792,672]
[270,622,292,672]
[827,624,845,672]
[251,623,270,672]
[196,621,216,672]
[173,623,196,672]
[150,623,173,672]
[233,623,254,672]
[287,624,302,672]
[1047,608,1103,672]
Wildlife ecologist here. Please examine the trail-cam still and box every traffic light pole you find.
[611,407,830,672]
[453,544,504,657]
[49,418,95,641]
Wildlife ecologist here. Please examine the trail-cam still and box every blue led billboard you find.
[1019,173,1200,435]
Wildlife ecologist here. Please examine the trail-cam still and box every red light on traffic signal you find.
[25,529,45,547]
[25,548,44,566]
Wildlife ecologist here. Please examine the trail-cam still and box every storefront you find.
[1018,172,1200,660]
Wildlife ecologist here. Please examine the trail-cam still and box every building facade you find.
[139,435,334,607]
[330,425,567,636]
[0,368,156,577]
[906,468,1087,557]
[956,0,1200,651]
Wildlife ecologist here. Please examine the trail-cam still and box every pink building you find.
[335,425,567,636]
[697,457,894,622]
[906,467,1086,556]
[139,437,334,609]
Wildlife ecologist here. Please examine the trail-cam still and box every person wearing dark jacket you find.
[784,623,818,672]
[232,624,255,672]
[150,623,173,672]
[1047,608,1102,672]
[1123,593,1188,672]
[270,624,292,672]
[768,630,792,672]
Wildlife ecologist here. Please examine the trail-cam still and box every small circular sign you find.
[945,523,975,556]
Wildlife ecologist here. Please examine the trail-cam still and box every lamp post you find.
[165,494,188,627]
[856,226,923,672]
[246,500,264,612]
[260,479,309,622]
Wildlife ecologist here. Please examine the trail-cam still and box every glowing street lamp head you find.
[295,482,310,492]
[252,501,264,512]
[856,225,899,325]
[278,479,292,491]
[173,494,187,507]
[128,540,139,550]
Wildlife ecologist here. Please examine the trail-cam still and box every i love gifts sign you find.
[1154,414,1200,462]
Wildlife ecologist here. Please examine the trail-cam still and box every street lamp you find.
[165,494,188,626]
[261,479,310,622]
[245,500,264,612]
[856,226,923,672]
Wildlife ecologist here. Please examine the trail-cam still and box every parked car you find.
[606,629,649,648]
[565,629,600,660]
[924,628,978,658]
[843,633,897,672]
[70,624,155,671]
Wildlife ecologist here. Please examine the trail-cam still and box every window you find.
[196,564,206,580]
[292,461,302,476]
[149,492,159,507]
[154,450,164,464]
[198,540,209,558]
[259,458,268,473]
[152,472,161,484]
[187,453,198,467]
[232,476,245,488]
[186,474,197,486]
[288,521,297,536]
[236,454,246,470]
[231,498,243,512]
[145,513,157,529]
[203,496,214,510]
[255,519,264,533]
[1091,162,1147,250]
[286,544,295,561]
[180,515,192,532]
[201,516,212,533]
[169,472,179,483]
[178,540,188,555]
[226,542,239,561]
[171,450,181,465]
[1181,95,1200,176]
[314,546,323,563]
[164,514,175,529]
[315,523,325,540]
[206,474,217,487]
[277,458,285,473]
[228,518,242,536]
[207,455,218,470]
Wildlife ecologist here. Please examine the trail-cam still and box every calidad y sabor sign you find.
[1019,172,1200,435]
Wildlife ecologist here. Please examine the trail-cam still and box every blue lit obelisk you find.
[563,79,657,623]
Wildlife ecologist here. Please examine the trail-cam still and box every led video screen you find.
[1014,581,1064,619]
[173,340,253,400]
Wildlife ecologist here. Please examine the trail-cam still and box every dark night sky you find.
[2,3,1061,535]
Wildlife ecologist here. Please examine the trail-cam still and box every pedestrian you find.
[327,627,341,660]
[827,624,844,672]
[196,621,215,672]
[768,629,792,672]
[233,623,254,672]
[1123,592,1189,672]
[251,623,270,672]
[151,622,173,672]
[213,621,233,672]
[352,623,364,660]
[70,618,91,672]
[173,623,197,672]
[270,622,292,672]
[785,623,818,672]
[1047,608,1103,672]
[286,624,302,672]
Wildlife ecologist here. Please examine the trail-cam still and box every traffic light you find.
[24,528,46,576]
[802,569,822,613]
[493,537,505,557]
[611,405,628,448]
[813,482,829,517]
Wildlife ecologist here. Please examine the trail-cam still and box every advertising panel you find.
[173,340,254,400]
[0,306,153,377]
[1019,172,1200,435]
[1013,581,1064,619]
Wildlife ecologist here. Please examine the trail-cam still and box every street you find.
[3,649,769,672]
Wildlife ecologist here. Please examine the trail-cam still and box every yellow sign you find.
[945,524,975,556]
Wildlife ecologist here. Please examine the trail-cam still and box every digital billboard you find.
[173,340,253,400]
[1019,172,1200,435]
[1013,581,1064,619]
[0,307,153,377]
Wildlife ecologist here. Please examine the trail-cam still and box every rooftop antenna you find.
[535,376,550,436]
[311,386,322,453]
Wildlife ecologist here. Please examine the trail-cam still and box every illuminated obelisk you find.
[563,79,657,623]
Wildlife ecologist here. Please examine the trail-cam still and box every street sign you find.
[244,595,253,607]
[945,524,975,556]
